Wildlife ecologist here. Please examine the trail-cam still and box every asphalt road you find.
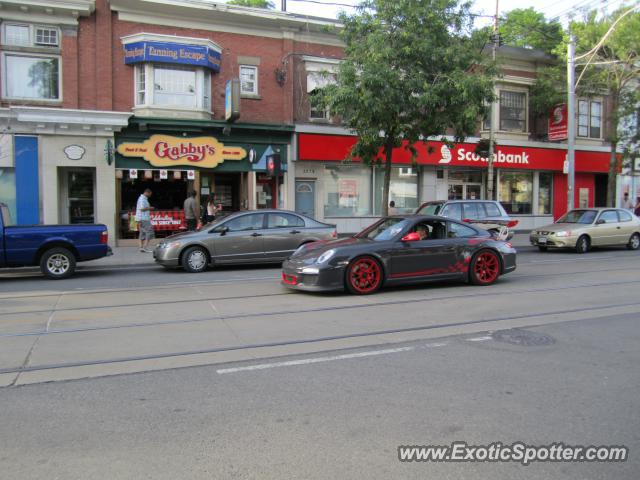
[0,247,639,478]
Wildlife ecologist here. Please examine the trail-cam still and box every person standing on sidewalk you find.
[135,188,155,252]
[388,201,398,215]
[184,191,200,231]
[621,192,633,211]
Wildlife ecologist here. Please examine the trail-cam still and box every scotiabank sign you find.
[117,135,246,169]
[297,134,610,173]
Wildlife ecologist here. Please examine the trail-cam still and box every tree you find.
[315,0,496,215]
[227,0,275,8]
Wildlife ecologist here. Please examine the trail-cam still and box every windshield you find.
[557,210,597,224]
[356,217,410,241]
[417,203,443,215]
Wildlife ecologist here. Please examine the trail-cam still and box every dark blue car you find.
[0,203,112,279]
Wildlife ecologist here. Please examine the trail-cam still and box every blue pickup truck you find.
[0,202,112,279]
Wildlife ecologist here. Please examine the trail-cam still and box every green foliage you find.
[227,0,275,9]
[499,8,563,55]
[315,0,496,213]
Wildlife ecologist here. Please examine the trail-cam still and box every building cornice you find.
[0,0,95,25]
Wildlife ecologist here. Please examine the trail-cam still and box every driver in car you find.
[416,224,429,240]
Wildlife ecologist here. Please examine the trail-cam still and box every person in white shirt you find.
[621,192,633,211]
[388,200,398,215]
[135,188,155,252]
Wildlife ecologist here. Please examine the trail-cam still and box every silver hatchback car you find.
[154,209,337,273]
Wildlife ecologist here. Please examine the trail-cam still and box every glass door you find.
[448,184,463,200]
[67,169,95,224]
[464,184,482,200]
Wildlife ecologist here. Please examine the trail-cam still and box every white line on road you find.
[216,346,414,374]
[424,342,448,348]
[466,336,493,342]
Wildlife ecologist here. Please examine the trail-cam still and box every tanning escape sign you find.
[117,135,247,169]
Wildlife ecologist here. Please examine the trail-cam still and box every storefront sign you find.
[159,169,168,179]
[129,169,138,179]
[63,145,85,160]
[548,104,568,141]
[297,134,611,173]
[124,41,221,72]
[117,135,247,170]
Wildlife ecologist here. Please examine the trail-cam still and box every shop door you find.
[464,184,482,200]
[295,180,315,218]
[61,168,95,224]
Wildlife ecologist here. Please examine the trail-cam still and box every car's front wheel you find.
[181,246,209,273]
[575,235,590,254]
[469,249,501,286]
[345,256,383,295]
[627,233,640,250]
[40,247,76,279]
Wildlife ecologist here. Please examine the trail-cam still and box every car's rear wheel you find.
[627,233,640,250]
[538,246,548,252]
[469,249,501,286]
[40,247,76,279]
[345,256,383,295]
[181,246,209,273]
[575,235,590,254]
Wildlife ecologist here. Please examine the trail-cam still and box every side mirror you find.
[401,232,421,242]
[212,226,229,235]
[596,219,605,225]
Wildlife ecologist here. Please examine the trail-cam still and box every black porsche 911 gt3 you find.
[281,215,516,295]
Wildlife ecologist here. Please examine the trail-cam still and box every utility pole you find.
[567,32,576,211]
[487,0,499,201]
[282,0,286,11]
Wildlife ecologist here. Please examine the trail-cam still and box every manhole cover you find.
[492,329,555,347]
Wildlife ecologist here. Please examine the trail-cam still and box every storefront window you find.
[0,168,16,222]
[323,165,372,217]
[373,167,419,214]
[499,171,533,214]
[538,172,552,215]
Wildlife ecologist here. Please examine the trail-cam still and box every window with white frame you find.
[2,23,59,47]
[2,53,60,100]
[307,71,334,121]
[578,99,601,138]
[134,64,211,110]
[240,65,258,96]
[499,90,527,132]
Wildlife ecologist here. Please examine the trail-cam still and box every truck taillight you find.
[100,230,108,244]
[331,229,337,238]
[507,220,519,228]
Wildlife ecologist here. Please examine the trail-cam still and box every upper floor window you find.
[2,53,60,100]
[240,65,258,96]
[578,99,601,139]
[134,64,211,111]
[2,23,59,48]
[307,72,334,121]
[499,90,527,132]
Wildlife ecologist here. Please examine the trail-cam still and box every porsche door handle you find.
[290,230,301,234]
[251,232,262,237]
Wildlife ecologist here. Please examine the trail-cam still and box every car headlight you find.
[301,267,320,275]
[316,249,335,264]
[160,241,182,249]
[554,231,571,237]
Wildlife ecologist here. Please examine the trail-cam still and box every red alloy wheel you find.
[346,257,382,294]
[471,250,500,285]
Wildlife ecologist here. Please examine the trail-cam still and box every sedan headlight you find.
[159,241,182,249]
[554,231,572,237]
[316,249,336,264]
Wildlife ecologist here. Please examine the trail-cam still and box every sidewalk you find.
[85,233,534,268]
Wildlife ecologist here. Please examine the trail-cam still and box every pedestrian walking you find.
[388,200,398,215]
[184,191,200,231]
[204,195,220,223]
[621,192,633,211]
[135,188,155,252]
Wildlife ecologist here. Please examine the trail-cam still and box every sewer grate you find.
[492,329,555,347]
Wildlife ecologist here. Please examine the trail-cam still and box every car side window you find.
[448,222,477,238]
[484,202,501,217]
[268,213,305,229]
[618,210,632,222]
[412,220,447,240]
[462,202,482,220]
[441,203,462,220]
[598,210,618,224]
[225,214,265,232]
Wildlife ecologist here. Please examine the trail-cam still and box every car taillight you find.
[507,220,519,228]
[505,242,512,248]
[331,229,337,238]
[100,230,108,244]
[462,218,472,223]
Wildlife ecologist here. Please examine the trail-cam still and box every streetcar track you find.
[1,300,638,377]
[1,278,639,339]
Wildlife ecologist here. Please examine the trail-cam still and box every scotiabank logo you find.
[117,135,246,169]
[458,148,529,165]
[439,145,452,164]
[154,141,216,163]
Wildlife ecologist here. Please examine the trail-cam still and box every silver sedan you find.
[153,209,337,273]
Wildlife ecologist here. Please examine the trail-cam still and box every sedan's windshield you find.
[356,218,410,241]
[416,203,443,215]
[557,210,597,224]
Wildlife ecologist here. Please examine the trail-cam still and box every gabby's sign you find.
[117,135,247,169]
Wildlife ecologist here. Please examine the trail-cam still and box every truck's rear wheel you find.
[40,247,76,279]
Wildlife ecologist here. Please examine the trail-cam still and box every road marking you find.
[216,346,414,374]
[424,342,448,348]
[466,336,493,342]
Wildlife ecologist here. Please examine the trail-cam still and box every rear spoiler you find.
[462,218,519,229]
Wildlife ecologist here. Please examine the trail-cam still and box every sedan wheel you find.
[575,235,590,254]
[469,250,500,286]
[345,257,383,295]
[627,233,640,250]
[182,246,208,273]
